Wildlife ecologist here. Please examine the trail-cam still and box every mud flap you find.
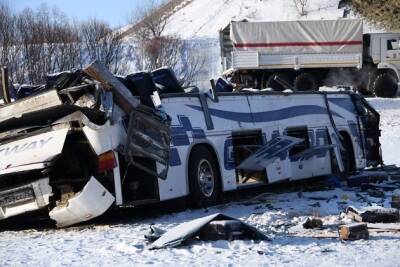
[49,177,115,228]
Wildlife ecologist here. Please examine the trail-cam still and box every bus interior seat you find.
[125,72,157,108]
[151,67,184,94]
[216,77,234,92]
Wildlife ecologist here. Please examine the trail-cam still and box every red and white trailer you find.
[220,19,400,97]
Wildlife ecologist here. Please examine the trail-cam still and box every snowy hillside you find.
[164,0,345,39]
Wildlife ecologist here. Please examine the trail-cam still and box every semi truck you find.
[219,19,400,97]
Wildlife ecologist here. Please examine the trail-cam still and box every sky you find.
[10,0,159,28]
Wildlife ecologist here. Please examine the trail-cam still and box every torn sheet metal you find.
[237,135,303,171]
[327,127,345,173]
[0,90,62,124]
[0,104,106,134]
[49,177,115,228]
[149,213,268,249]
[84,61,140,113]
[346,206,400,223]
[124,108,171,179]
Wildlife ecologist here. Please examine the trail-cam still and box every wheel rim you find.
[197,159,215,198]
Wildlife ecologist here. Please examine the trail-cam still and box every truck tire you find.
[372,73,398,98]
[265,73,290,91]
[188,146,221,208]
[293,73,318,91]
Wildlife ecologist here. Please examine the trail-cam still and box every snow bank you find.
[1,187,400,266]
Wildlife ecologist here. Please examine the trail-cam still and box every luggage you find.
[151,67,183,94]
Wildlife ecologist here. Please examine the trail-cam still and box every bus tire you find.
[372,73,398,98]
[188,146,221,208]
[293,72,318,91]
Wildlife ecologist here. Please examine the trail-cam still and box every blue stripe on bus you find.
[186,105,344,122]
[170,115,207,166]
[328,98,355,113]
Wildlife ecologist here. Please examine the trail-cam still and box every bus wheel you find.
[188,146,221,208]
[294,72,318,91]
[372,73,398,98]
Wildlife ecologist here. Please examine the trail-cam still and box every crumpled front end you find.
[0,61,171,227]
[0,123,118,227]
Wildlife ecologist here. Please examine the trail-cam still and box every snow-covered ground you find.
[164,0,344,39]
[369,98,400,166]
[2,2,396,265]
[0,97,399,266]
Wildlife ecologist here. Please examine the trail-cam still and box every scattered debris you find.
[347,171,388,187]
[367,223,400,233]
[346,206,400,223]
[339,223,369,241]
[144,225,166,242]
[199,220,243,241]
[147,213,269,249]
[365,188,385,198]
[361,183,398,192]
[302,217,323,229]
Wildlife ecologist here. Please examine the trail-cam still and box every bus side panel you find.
[158,93,368,201]
[159,95,253,200]
[328,94,367,170]
[248,94,333,181]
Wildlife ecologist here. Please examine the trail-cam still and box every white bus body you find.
[0,87,381,227]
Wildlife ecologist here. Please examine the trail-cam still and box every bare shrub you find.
[293,0,309,16]
[129,0,205,86]
[0,2,127,85]
[80,19,124,73]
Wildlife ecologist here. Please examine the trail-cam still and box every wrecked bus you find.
[0,62,382,227]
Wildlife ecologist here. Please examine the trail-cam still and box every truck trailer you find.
[220,19,400,97]
[0,63,382,227]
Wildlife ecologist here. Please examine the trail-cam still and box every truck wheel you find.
[294,73,318,91]
[372,73,398,98]
[188,146,221,208]
[265,73,290,91]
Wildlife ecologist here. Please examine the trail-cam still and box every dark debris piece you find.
[303,217,323,229]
